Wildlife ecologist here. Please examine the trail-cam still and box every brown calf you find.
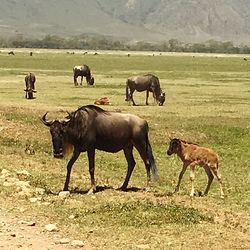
[167,138,224,198]
[94,97,111,105]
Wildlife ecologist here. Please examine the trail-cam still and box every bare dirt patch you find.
[0,208,86,250]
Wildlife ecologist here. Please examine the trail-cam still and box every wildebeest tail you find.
[146,133,159,181]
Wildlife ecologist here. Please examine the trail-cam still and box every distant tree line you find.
[0,34,250,54]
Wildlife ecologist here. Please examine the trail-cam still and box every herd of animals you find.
[24,63,224,199]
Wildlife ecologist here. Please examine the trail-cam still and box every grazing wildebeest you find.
[8,51,15,55]
[24,73,36,99]
[73,65,94,86]
[42,105,158,194]
[125,74,165,106]
[167,138,224,198]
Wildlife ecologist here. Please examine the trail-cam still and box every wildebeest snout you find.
[167,149,172,155]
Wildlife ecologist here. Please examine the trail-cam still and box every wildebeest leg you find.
[63,149,81,191]
[146,90,149,105]
[74,75,78,86]
[130,90,136,106]
[80,76,83,85]
[203,167,214,196]
[87,149,96,194]
[210,167,224,198]
[174,163,188,193]
[120,146,136,191]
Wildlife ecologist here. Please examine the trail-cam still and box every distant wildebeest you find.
[24,73,36,99]
[167,138,224,198]
[125,74,165,106]
[8,51,15,55]
[73,65,94,86]
[42,105,158,194]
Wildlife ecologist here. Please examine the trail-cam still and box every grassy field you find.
[0,49,250,249]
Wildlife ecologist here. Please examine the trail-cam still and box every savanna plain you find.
[0,49,249,249]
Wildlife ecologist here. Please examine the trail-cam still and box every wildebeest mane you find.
[68,105,109,140]
[77,104,107,114]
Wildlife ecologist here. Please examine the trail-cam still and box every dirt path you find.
[0,208,85,250]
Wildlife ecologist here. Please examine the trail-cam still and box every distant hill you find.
[1,0,250,45]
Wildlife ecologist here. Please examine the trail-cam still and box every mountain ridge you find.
[0,0,250,45]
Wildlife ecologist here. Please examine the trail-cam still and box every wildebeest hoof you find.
[197,191,203,197]
[117,186,127,192]
[87,188,96,195]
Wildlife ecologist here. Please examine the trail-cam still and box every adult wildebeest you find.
[42,105,158,194]
[73,65,94,86]
[167,138,224,198]
[125,74,165,106]
[24,73,36,99]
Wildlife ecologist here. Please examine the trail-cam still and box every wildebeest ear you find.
[41,112,54,126]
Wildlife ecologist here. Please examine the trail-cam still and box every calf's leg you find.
[174,163,188,193]
[211,167,224,198]
[203,166,214,196]
[189,162,198,197]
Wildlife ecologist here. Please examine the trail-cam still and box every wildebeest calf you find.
[94,96,111,105]
[167,138,224,198]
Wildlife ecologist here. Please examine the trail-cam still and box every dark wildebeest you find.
[167,138,224,198]
[125,74,165,106]
[42,105,158,194]
[73,65,94,86]
[24,73,36,99]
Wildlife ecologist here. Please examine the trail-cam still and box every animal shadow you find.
[71,185,112,195]
[117,186,143,192]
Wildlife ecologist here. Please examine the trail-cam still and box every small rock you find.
[29,198,40,203]
[45,224,58,232]
[3,181,15,187]
[59,238,70,244]
[71,240,84,247]
[16,170,31,178]
[59,191,70,198]
[35,188,46,195]
[1,169,11,178]
[68,215,75,219]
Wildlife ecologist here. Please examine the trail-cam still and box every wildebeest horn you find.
[59,117,71,124]
[41,112,54,126]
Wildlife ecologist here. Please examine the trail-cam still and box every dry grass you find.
[0,49,250,249]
